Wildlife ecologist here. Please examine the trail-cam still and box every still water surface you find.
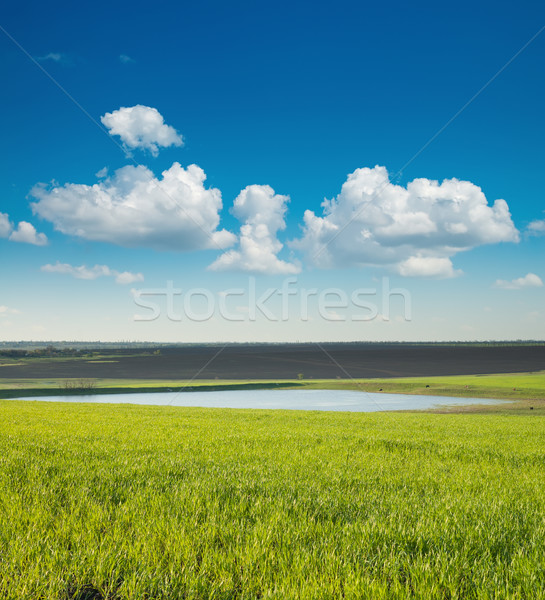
[15,389,505,412]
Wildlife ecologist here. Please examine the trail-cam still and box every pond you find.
[13,389,506,412]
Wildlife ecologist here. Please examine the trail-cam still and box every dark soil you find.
[2,344,544,380]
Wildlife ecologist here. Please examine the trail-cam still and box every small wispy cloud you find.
[0,306,21,317]
[494,273,543,290]
[35,52,71,65]
[41,262,144,285]
[527,219,545,236]
[0,213,11,238]
[119,54,135,64]
[115,271,144,284]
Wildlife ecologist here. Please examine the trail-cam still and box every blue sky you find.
[1,0,544,342]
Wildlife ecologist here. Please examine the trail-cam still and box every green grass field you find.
[2,400,545,598]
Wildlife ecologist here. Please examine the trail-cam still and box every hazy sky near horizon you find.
[1,0,545,342]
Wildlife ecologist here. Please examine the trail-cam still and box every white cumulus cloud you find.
[209,184,300,275]
[101,105,183,155]
[41,262,144,285]
[1,213,48,245]
[9,221,48,246]
[31,163,235,251]
[494,273,543,290]
[291,165,519,277]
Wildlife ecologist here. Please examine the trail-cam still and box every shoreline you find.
[1,371,544,413]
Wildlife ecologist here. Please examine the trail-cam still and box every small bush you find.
[62,379,97,391]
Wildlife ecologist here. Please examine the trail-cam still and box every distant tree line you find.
[0,345,84,358]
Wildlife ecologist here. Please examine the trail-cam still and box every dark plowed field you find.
[2,344,544,380]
